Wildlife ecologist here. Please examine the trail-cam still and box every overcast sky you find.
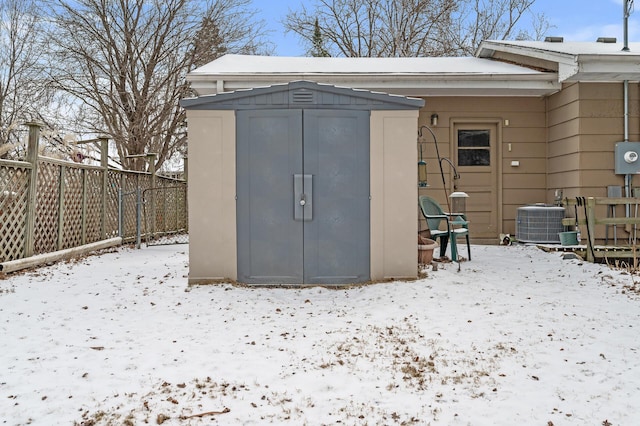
[250,0,639,56]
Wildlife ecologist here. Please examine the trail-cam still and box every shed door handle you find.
[294,174,313,221]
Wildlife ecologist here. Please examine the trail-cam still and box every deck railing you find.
[562,197,640,263]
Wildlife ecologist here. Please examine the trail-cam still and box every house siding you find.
[547,82,640,241]
[417,96,546,240]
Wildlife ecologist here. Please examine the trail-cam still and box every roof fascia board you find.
[558,63,581,82]
[189,78,560,97]
[187,72,555,83]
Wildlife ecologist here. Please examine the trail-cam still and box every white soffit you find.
[187,54,559,97]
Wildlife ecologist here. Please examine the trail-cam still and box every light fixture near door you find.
[430,113,439,127]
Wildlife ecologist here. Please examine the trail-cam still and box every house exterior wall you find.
[548,82,640,197]
[548,82,640,240]
[186,109,237,284]
[416,96,547,240]
[370,110,419,281]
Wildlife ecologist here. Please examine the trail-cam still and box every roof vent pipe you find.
[544,36,563,43]
[623,0,633,51]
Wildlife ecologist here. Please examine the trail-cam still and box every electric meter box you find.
[615,142,640,174]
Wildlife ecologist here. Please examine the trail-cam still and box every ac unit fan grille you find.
[516,205,565,243]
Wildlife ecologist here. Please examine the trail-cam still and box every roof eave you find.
[187,74,560,97]
[477,40,576,65]
[478,41,640,82]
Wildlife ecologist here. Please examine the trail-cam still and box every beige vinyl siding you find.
[186,109,237,284]
[418,96,546,239]
[548,82,640,199]
[547,82,640,241]
[370,110,420,280]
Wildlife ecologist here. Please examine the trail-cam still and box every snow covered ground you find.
[1,243,639,425]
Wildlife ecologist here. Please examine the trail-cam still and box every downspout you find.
[624,80,631,208]
[623,1,633,213]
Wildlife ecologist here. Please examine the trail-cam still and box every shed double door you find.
[236,109,370,284]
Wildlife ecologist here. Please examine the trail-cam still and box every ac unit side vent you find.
[292,90,315,104]
[516,205,565,243]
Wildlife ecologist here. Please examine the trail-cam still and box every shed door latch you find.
[293,174,313,221]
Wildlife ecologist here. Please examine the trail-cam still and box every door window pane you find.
[458,129,490,166]
[458,130,490,147]
[458,149,490,166]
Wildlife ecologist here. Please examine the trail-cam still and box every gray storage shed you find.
[181,81,424,285]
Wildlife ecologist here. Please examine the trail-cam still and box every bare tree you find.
[0,0,49,159]
[44,0,269,171]
[285,0,548,58]
[286,0,456,57]
[447,0,550,56]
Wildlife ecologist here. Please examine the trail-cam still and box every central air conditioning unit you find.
[516,204,565,243]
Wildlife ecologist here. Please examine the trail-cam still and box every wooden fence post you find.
[81,167,87,245]
[99,136,109,239]
[57,165,66,250]
[183,155,188,182]
[23,122,41,258]
[149,153,157,237]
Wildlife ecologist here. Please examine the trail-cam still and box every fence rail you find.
[0,123,187,264]
[562,197,640,263]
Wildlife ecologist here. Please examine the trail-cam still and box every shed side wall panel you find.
[370,110,419,281]
[187,110,237,283]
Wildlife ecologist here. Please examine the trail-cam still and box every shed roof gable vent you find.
[291,89,315,104]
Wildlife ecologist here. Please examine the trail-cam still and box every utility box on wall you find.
[181,81,424,285]
[614,142,640,175]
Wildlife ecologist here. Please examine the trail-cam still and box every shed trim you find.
[181,80,425,110]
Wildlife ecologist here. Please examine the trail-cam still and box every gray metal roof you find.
[181,80,425,111]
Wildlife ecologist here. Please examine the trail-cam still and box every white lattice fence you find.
[61,166,84,249]
[106,171,121,238]
[34,161,61,254]
[85,168,104,244]
[143,181,188,245]
[119,172,143,240]
[1,131,188,264]
[0,161,30,261]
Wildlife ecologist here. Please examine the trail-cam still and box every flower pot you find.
[418,236,438,264]
[558,231,579,246]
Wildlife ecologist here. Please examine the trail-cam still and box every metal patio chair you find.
[419,195,471,262]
